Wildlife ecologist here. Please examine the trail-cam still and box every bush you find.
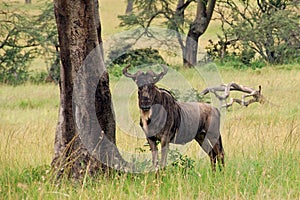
[29,71,48,84]
[171,88,209,103]
[168,149,195,175]
[0,67,29,85]
[206,39,267,70]
[107,48,167,78]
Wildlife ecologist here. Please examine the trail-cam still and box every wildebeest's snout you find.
[140,104,151,111]
[139,88,153,111]
[139,100,151,111]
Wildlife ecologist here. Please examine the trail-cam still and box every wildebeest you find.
[123,64,224,172]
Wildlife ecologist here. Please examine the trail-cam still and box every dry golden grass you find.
[1,67,299,199]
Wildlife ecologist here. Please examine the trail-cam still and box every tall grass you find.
[0,67,299,199]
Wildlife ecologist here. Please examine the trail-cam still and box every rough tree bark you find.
[52,0,124,179]
[125,0,134,14]
[176,0,185,26]
[184,0,216,67]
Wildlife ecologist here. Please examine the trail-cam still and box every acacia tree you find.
[184,0,216,67]
[0,5,39,84]
[52,0,124,179]
[0,3,60,84]
[119,0,216,67]
[213,0,300,64]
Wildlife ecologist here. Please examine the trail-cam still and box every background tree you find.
[125,0,134,14]
[0,3,59,84]
[35,2,60,83]
[119,0,216,67]
[52,0,124,179]
[184,0,216,67]
[0,5,38,84]
[212,0,300,65]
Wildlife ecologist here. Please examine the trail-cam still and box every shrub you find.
[29,71,48,84]
[206,40,267,70]
[168,149,195,175]
[171,88,210,103]
[107,48,167,78]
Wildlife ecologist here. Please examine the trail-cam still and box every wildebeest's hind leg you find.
[195,132,224,172]
[208,151,217,172]
[195,132,217,171]
[217,136,225,170]
[211,137,225,172]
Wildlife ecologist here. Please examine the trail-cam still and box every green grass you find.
[1,152,299,199]
[0,67,299,199]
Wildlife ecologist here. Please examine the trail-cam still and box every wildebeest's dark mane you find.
[157,87,177,101]
[152,85,181,143]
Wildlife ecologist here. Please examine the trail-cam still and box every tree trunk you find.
[25,0,31,4]
[125,0,134,14]
[176,0,185,26]
[52,0,124,179]
[265,31,276,64]
[183,0,216,67]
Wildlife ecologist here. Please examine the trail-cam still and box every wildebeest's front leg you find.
[160,134,169,169]
[147,137,159,171]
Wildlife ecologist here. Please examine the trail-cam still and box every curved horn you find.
[153,64,168,83]
[122,64,136,79]
[159,64,168,76]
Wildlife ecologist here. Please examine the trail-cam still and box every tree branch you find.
[206,0,217,23]
[177,0,195,12]
[201,82,265,108]
[0,27,16,49]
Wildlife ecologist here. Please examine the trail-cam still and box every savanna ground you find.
[0,0,300,199]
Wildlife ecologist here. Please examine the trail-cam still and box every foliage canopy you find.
[0,3,58,85]
[208,0,300,66]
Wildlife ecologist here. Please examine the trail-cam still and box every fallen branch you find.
[200,82,265,108]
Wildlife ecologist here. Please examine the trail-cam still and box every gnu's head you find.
[123,64,168,111]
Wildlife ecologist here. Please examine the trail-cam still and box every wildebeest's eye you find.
[138,89,142,96]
